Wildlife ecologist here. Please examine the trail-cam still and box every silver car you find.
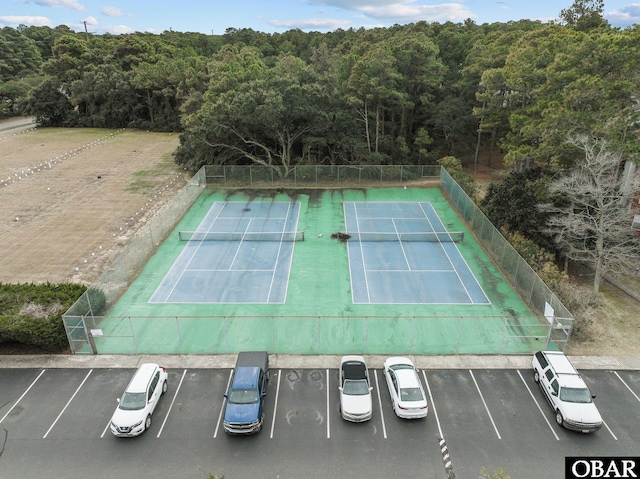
[339,355,373,422]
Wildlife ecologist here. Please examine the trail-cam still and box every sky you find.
[2,0,639,35]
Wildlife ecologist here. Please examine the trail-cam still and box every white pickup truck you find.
[532,350,603,433]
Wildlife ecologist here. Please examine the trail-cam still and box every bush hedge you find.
[0,282,87,353]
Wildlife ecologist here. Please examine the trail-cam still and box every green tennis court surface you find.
[95,187,545,355]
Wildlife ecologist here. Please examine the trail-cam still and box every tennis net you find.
[178,230,305,242]
[342,231,464,242]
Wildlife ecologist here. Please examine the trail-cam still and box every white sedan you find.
[383,357,428,419]
[339,355,373,422]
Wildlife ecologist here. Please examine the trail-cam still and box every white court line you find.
[517,370,559,440]
[373,370,387,439]
[419,202,486,304]
[157,369,187,437]
[422,370,444,438]
[155,202,227,302]
[214,369,234,438]
[228,220,251,270]
[0,369,46,424]
[353,203,372,303]
[392,218,412,270]
[266,203,291,303]
[469,370,501,439]
[43,370,93,439]
[270,370,282,438]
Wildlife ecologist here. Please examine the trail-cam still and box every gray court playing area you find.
[149,201,301,304]
[344,202,490,304]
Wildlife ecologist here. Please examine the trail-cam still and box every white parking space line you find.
[0,369,46,424]
[373,370,387,439]
[517,370,559,440]
[43,370,93,439]
[214,369,234,438]
[100,418,111,438]
[602,420,618,440]
[270,369,282,439]
[157,369,187,438]
[326,369,330,439]
[422,370,444,438]
[614,371,640,403]
[469,370,501,439]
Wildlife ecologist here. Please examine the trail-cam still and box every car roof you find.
[541,351,579,375]
[394,368,421,388]
[231,366,261,389]
[126,363,159,393]
[557,374,589,389]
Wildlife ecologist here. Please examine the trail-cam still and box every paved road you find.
[0,116,36,135]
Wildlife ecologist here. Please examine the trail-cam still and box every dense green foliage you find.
[2,4,637,171]
[0,283,87,352]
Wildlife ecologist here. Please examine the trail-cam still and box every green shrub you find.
[0,282,87,353]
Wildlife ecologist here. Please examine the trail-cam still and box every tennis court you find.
[149,201,301,304]
[344,201,490,304]
[94,187,544,355]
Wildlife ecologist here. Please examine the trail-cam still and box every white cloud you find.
[29,0,85,11]
[310,0,404,7]
[269,17,353,30]
[0,15,51,26]
[79,16,135,34]
[359,2,474,22]
[101,6,130,17]
[606,3,640,27]
[309,0,474,23]
[102,24,135,34]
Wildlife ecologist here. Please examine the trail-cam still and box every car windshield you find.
[119,392,146,410]
[390,364,414,371]
[343,379,369,395]
[228,388,259,404]
[560,387,593,403]
[400,387,424,402]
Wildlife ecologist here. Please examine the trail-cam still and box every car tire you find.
[162,380,168,395]
[555,411,564,427]
[533,370,540,383]
[145,414,152,431]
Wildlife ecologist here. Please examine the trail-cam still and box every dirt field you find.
[0,122,187,285]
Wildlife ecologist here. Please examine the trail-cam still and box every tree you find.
[176,50,332,176]
[539,136,640,302]
[560,0,609,31]
[481,167,551,243]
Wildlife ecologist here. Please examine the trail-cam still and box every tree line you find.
[1,1,637,174]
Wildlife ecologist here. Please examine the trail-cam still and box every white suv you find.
[532,351,602,433]
[110,363,168,437]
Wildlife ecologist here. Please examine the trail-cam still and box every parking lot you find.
[1,363,639,479]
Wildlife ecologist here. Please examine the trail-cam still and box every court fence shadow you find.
[63,165,573,355]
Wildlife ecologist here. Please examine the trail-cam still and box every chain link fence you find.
[63,164,573,354]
